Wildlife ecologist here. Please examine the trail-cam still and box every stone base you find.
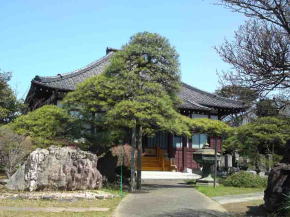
[196,181,219,186]
[196,174,219,186]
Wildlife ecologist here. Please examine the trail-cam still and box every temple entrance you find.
[141,147,175,171]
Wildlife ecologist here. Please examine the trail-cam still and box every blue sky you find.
[0,0,245,99]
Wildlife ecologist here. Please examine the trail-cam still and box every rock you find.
[264,162,290,212]
[0,191,116,200]
[246,169,257,175]
[264,142,290,213]
[258,171,267,177]
[0,179,8,185]
[6,146,102,191]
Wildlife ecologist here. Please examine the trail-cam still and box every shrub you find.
[280,194,290,216]
[10,105,76,147]
[0,126,34,177]
[223,171,267,188]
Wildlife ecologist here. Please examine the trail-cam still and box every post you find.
[120,145,124,196]
[120,155,123,196]
[136,126,142,190]
[214,137,218,188]
[130,127,136,192]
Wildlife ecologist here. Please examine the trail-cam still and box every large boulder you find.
[264,163,290,212]
[264,142,290,212]
[6,146,102,191]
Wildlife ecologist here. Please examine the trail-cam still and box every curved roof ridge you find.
[36,51,114,83]
[184,99,212,110]
[181,82,245,106]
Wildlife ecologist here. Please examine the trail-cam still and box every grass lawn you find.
[195,185,264,197]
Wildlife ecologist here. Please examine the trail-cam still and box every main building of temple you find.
[25,48,246,172]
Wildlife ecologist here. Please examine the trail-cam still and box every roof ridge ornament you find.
[106,47,119,55]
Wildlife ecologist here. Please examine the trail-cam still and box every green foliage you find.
[106,32,181,97]
[224,117,290,155]
[223,171,267,188]
[216,85,258,105]
[0,71,23,124]
[64,32,231,154]
[10,105,76,147]
[280,194,290,216]
[186,118,232,137]
[256,99,280,117]
[64,32,187,148]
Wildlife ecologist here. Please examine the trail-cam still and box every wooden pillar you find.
[168,133,174,158]
[182,136,187,172]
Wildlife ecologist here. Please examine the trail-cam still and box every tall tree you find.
[224,117,290,161]
[64,32,186,191]
[0,70,22,124]
[216,85,257,126]
[216,0,290,98]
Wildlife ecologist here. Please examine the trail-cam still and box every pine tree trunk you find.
[136,125,143,190]
[130,127,136,192]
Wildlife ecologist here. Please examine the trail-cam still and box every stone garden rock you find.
[6,146,102,191]
[264,142,290,213]
[264,162,290,212]
[0,191,115,200]
[0,179,8,185]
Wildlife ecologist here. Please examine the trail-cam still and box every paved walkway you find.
[114,180,230,217]
[212,192,264,204]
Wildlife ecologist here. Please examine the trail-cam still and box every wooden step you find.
[142,166,172,171]
[142,157,158,160]
[142,166,164,171]
[142,160,160,163]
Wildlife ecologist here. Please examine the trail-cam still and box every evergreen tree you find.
[64,32,232,190]
[65,32,186,191]
[0,71,23,124]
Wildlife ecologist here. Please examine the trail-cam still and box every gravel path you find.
[114,180,230,217]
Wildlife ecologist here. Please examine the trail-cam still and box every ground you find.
[223,200,266,217]
[115,180,229,217]
[0,174,267,217]
[0,197,123,217]
[193,184,267,217]
[0,179,123,217]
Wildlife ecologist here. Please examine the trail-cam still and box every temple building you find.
[25,48,246,172]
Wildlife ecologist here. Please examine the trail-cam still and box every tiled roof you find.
[179,83,245,110]
[32,51,114,90]
[29,50,246,112]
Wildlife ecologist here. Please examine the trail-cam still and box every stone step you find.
[141,171,201,180]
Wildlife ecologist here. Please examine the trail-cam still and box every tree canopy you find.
[0,71,22,124]
[224,117,290,155]
[64,32,185,139]
[10,105,76,147]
